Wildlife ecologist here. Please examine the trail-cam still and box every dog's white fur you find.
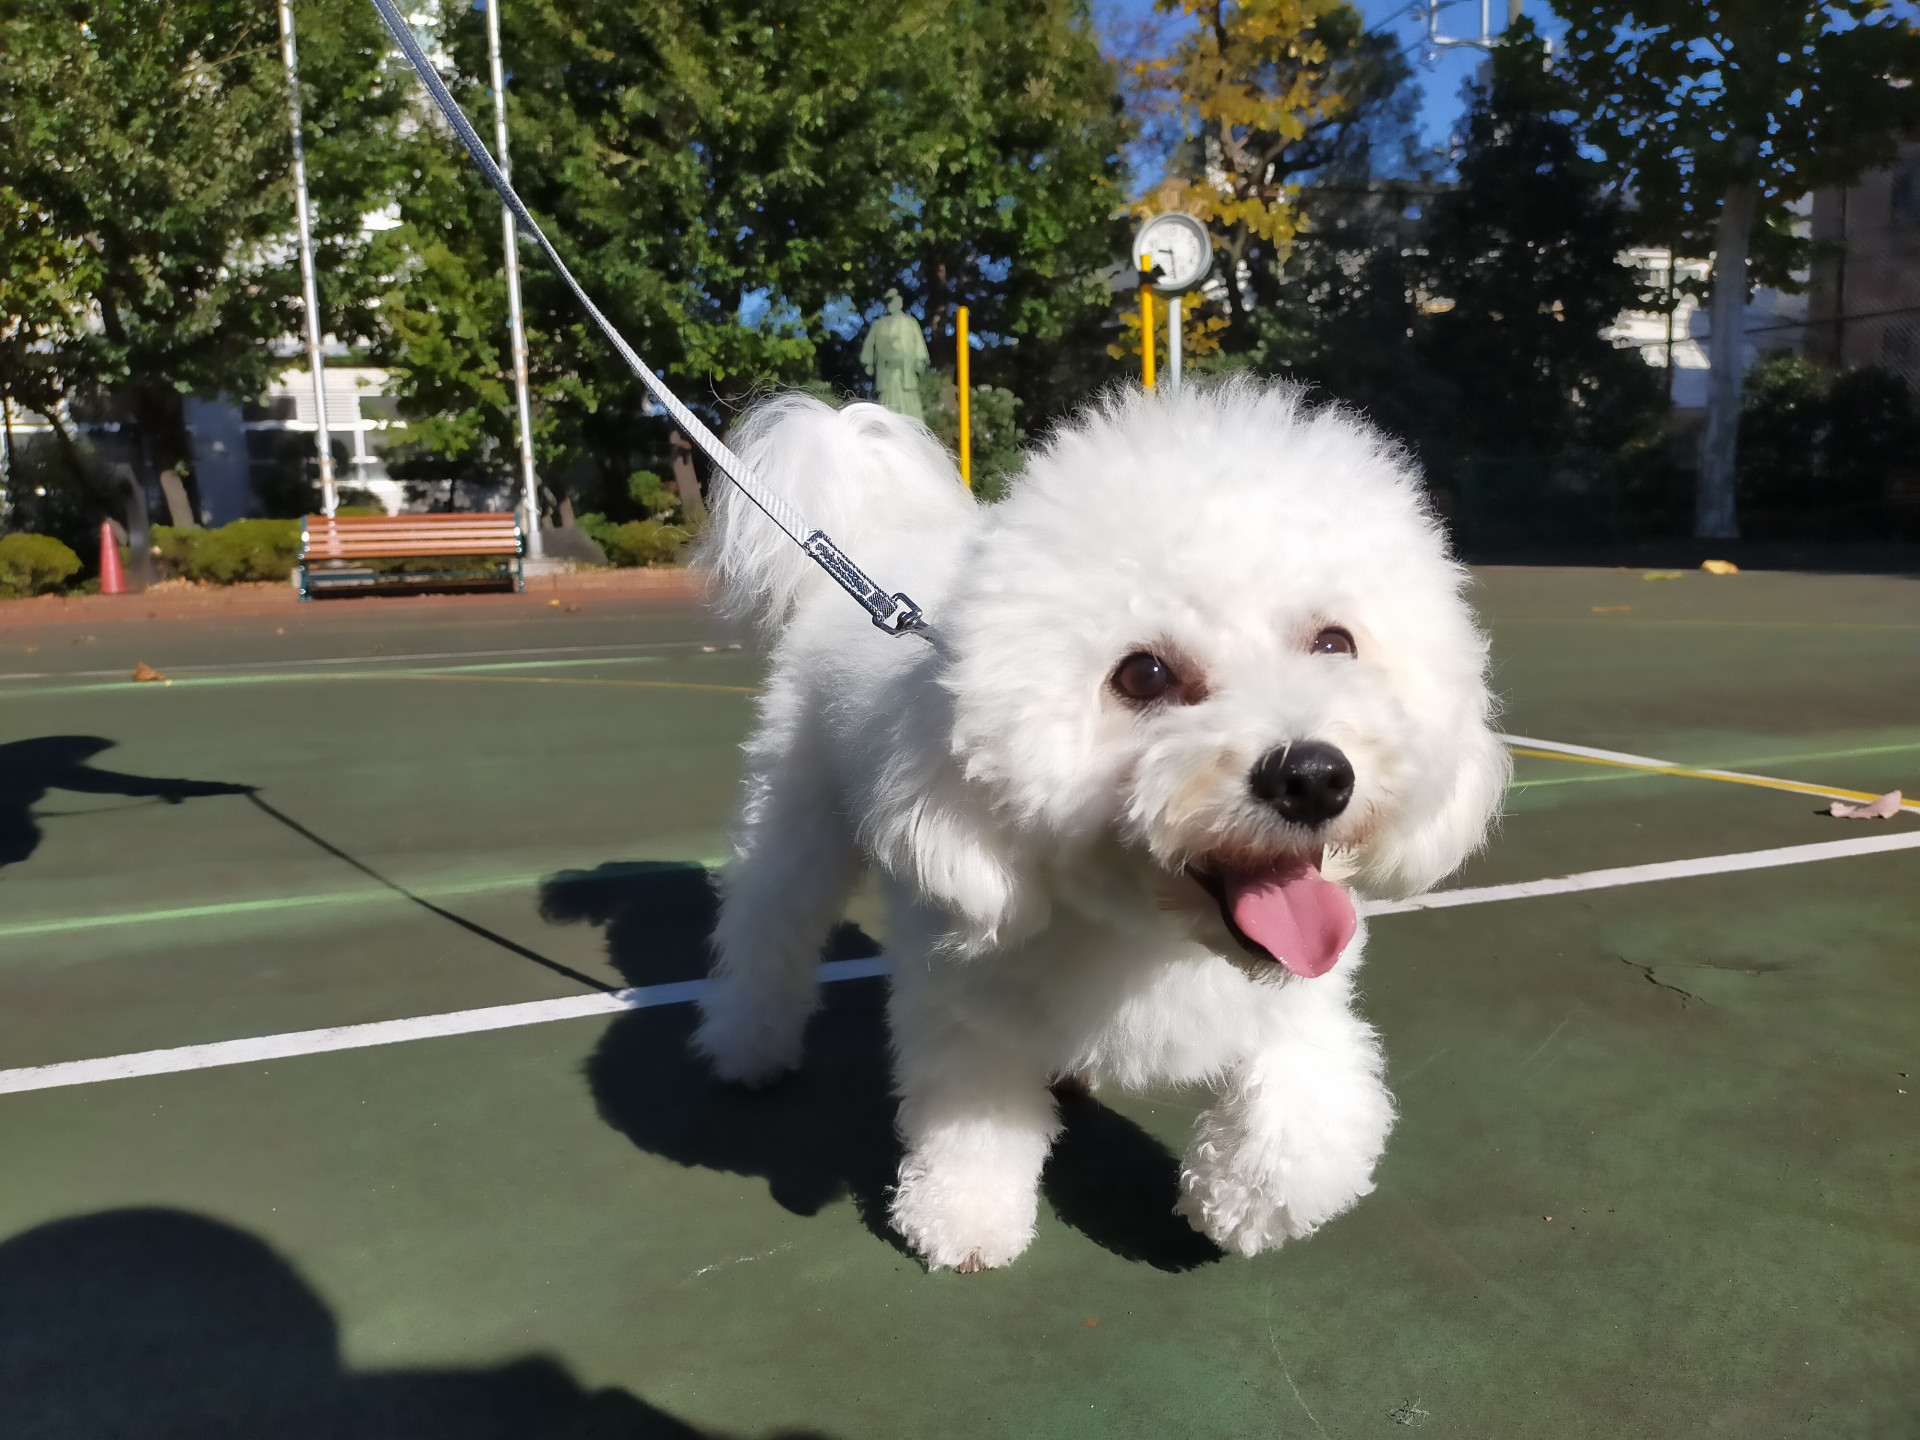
[692,380,1507,1270]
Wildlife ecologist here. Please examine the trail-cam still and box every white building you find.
[1609,197,1814,414]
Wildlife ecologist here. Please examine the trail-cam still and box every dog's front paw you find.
[691,983,806,1088]
[1175,1123,1380,1257]
[889,1156,1039,1272]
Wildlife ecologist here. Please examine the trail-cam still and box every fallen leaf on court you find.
[1701,558,1739,575]
[131,662,166,682]
[1591,605,1633,613]
[564,602,582,613]
[1641,570,1683,581]
[1829,791,1903,819]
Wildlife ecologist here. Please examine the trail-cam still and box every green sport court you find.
[0,566,1914,1438]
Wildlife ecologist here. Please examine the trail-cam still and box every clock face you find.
[1135,213,1212,292]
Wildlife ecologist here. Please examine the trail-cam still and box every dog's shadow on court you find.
[539,862,1221,1272]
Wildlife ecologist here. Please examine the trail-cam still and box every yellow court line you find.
[1508,747,1918,811]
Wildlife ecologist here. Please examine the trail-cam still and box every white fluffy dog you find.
[692,379,1507,1271]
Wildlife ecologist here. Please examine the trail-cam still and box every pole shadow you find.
[0,735,253,870]
[541,862,1222,1272]
[0,1207,834,1440]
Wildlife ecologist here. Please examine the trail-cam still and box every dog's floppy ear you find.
[860,704,1048,954]
[1359,721,1510,898]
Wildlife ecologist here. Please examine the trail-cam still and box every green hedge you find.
[0,532,83,598]
[154,520,302,583]
[576,512,689,567]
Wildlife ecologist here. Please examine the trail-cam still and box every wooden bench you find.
[297,512,525,600]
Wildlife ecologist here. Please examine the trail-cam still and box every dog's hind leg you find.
[693,725,859,1088]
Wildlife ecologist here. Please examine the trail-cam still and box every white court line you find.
[1364,830,1920,915]
[3,833,1916,1097]
[0,958,888,1096]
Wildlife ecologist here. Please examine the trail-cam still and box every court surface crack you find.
[1615,955,1706,1007]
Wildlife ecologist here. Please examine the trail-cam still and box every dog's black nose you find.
[1250,741,1354,827]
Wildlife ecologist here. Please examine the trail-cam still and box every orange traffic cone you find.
[99,521,127,595]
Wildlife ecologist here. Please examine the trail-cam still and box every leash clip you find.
[802,531,930,640]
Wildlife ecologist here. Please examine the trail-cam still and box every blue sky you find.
[1091,0,1570,180]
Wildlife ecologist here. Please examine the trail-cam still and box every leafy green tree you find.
[1550,0,1920,537]
[1124,0,1419,336]
[375,0,1128,516]
[1255,27,1661,492]
[1417,23,1661,462]
[0,0,411,501]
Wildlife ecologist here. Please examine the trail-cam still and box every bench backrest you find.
[302,512,522,560]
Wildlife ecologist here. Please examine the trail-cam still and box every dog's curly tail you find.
[695,394,976,636]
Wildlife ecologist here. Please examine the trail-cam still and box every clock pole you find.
[1167,294,1182,396]
[1131,214,1212,399]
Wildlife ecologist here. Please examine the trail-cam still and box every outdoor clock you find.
[1132,212,1214,294]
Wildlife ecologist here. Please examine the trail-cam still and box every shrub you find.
[156,519,302,583]
[605,518,689,567]
[627,469,682,521]
[575,510,621,559]
[918,374,1025,502]
[0,532,83,598]
[151,524,203,579]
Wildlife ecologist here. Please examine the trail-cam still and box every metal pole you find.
[485,0,543,556]
[277,0,335,516]
[956,305,971,489]
[1139,256,1156,391]
[1167,294,1182,396]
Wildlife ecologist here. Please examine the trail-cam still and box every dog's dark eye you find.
[1311,627,1357,657]
[1112,651,1178,701]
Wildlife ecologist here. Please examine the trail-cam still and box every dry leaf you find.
[1701,558,1739,575]
[131,662,166,683]
[1829,790,1903,819]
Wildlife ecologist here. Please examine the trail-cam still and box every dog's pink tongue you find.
[1225,860,1357,977]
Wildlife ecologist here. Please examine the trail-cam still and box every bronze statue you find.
[859,288,930,420]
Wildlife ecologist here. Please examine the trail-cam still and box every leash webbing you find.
[365,0,929,639]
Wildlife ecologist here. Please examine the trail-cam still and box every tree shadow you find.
[0,735,254,869]
[541,863,1222,1272]
[0,1208,833,1440]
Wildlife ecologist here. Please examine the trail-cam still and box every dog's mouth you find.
[1189,852,1357,978]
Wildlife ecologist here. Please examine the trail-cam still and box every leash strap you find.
[365,0,929,639]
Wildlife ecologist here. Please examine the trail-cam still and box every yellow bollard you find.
[957,305,971,489]
[1139,255,1155,391]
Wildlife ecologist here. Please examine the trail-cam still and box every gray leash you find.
[365,0,929,640]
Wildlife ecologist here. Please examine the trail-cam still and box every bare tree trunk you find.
[1697,180,1759,540]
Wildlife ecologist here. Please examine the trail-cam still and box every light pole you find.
[277,0,336,515]
[484,0,543,556]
